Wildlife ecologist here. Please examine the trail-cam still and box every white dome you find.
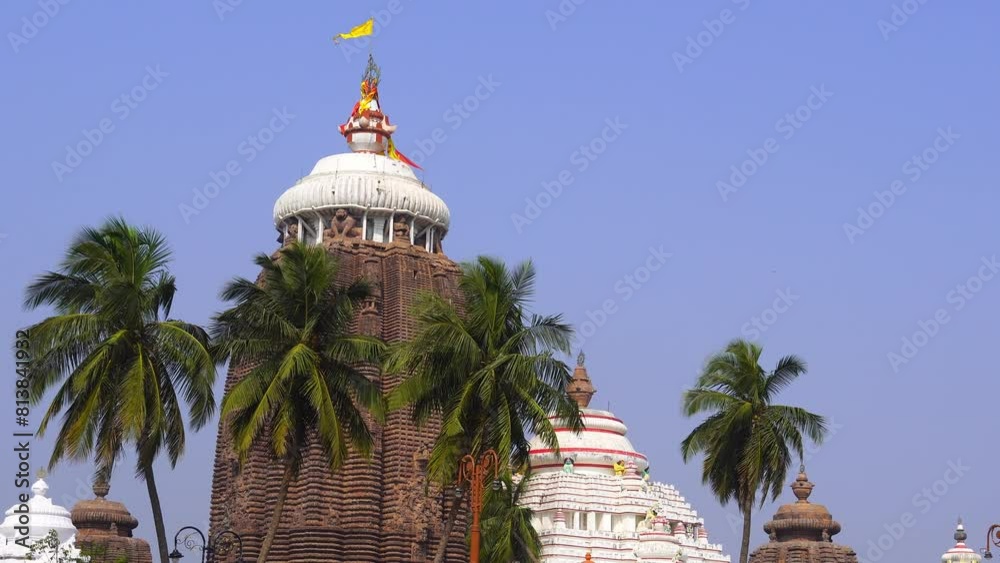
[529,408,647,475]
[0,478,78,551]
[273,152,450,230]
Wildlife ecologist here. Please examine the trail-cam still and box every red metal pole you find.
[458,449,499,563]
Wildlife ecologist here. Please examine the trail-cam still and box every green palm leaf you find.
[386,255,581,563]
[23,217,217,563]
[211,242,386,563]
[680,338,827,563]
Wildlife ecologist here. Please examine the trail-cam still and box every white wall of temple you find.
[519,472,730,562]
[534,528,728,563]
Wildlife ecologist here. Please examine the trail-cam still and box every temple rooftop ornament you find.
[518,357,730,562]
[748,467,858,563]
[0,477,81,562]
[567,351,596,409]
[273,53,449,252]
[941,519,981,563]
[71,480,152,563]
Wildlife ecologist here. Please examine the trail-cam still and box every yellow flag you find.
[334,18,374,42]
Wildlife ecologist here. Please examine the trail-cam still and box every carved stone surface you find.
[208,241,467,563]
[284,222,299,247]
[392,215,410,242]
[325,208,361,240]
[749,469,857,563]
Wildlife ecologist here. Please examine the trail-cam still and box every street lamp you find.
[982,524,1000,559]
[457,449,500,563]
[169,525,246,563]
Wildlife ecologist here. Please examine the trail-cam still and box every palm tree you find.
[211,242,385,563]
[680,338,827,563]
[23,217,216,563]
[386,256,582,563]
[480,471,542,563]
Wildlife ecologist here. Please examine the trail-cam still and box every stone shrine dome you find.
[518,355,730,563]
[748,468,857,563]
[941,520,980,563]
[70,481,152,563]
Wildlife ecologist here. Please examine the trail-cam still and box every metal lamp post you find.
[982,524,1000,559]
[168,526,246,563]
[456,449,500,563]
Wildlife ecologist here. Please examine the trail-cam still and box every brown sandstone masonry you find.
[208,238,469,563]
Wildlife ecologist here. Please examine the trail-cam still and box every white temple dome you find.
[271,55,451,254]
[0,477,82,563]
[942,521,980,563]
[529,352,644,475]
[518,355,730,563]
[272,152,450,231]
[0,479,76,544]
[528,408,646,475]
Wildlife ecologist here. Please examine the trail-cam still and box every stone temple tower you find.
[208,55,467,562]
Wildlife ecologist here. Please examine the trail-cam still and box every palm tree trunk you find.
[739,498,753,563]
[141,463,170,563]
[258,458,295,563]
[431,490,466,563]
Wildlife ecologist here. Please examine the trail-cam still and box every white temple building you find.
[518,354,731,563]
[0,476,84,562]
[941,520,980,563]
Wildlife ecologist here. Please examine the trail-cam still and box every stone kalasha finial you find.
[760,468,844,548]
[577,350,586,366]
[791,466,814,502]
[93,478,110,499]
[955,518,968,542]
[37,467,48,479]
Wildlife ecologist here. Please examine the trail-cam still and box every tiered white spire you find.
[518,356,730,563]
[0,476,83,562]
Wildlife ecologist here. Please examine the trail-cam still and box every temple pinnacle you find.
[567,352,596,408]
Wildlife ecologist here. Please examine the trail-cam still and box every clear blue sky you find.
[2,2,998,561]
